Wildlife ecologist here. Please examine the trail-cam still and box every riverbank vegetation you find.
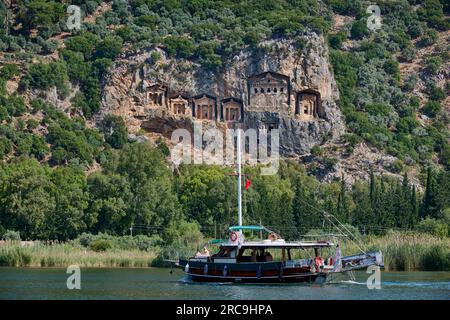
[0,139,449,271]
[0,149,448,271]
[0,228,203,268]
[346,231,450,271]
[1,144,449,241]
[0,242,158,268]
[0,1,448,271]
[0,231,448,271]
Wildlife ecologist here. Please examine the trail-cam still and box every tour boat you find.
[176,130,384,283]
[178,226,383,283]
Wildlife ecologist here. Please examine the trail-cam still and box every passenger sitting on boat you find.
[326,256,333,266]
[264,251,273,262]
[195,246,210,258]
[237,248,245,261]
[251,250,257,262]
[314,256,324,270]
[256,249,265,262]
[268,233,277,241]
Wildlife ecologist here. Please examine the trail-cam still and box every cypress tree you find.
[367,170,379,230]
[393,179,403,228]
[421,167,438,219]
[291,175,319,236]
[351,182,372,234]
[337,174,349,222]
[434,171,450,219]
[369,170,376,206]
[377,175,394,231]
[398,173,412,228]
[410,186,418,227]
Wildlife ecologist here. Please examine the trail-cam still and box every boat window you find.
[256,249,265,262]
[264,251,273,262]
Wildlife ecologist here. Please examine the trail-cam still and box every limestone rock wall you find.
[99,30,345,156]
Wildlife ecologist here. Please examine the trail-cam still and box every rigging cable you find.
[294,196,368,254]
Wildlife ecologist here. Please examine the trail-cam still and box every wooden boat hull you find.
[179,259,327,283]
[187,273,323,283]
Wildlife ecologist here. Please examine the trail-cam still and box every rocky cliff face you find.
[100,30,345,157]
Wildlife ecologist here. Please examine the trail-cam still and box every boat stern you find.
[341,251,384,271]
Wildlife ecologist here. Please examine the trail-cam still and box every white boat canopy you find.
[221,240,335,249]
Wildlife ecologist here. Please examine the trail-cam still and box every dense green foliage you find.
[101,114,128,149]
[22,60,69,98]
[0,1,448,248]
[0,97,113,165]
[1,0,448,165]
[1,151,449,241]
[329,0,449,169]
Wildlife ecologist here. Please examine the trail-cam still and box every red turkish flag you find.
[245,177,251,190]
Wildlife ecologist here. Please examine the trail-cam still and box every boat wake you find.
[335,280,367,285]
[178,276,233,286]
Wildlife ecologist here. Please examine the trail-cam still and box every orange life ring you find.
[230,231,238,242]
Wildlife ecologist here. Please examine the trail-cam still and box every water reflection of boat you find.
[176,130,383,284]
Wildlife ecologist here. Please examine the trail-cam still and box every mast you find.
[237,129,242,226]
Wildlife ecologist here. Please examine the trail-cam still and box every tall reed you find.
[0,232,448,271]
[0,241,159,268]
[340,231,450,271]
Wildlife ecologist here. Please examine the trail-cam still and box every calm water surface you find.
[0,268,449,300]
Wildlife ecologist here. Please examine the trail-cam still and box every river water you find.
[0,268,448,300]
